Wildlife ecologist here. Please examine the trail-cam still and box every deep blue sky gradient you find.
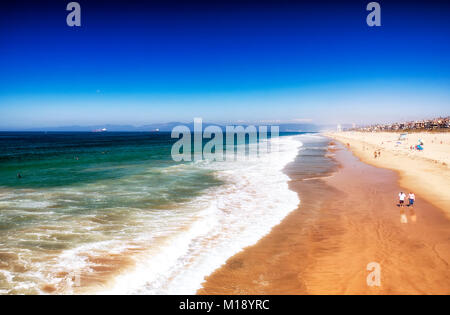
[1,0,449,128]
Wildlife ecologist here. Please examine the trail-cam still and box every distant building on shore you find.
[347,117,450,132]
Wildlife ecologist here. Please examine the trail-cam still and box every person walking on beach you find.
[399,192,407,207]
[408,192,416,208]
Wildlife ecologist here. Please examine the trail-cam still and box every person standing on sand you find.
[408,192,415,208]
[399,192,406,207]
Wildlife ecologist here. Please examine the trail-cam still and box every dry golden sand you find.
[197,142,450,295]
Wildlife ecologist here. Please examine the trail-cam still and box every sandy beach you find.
[327,132,450,219]
[198,137,450,295]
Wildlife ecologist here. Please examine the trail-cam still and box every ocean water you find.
[0,131,317,294]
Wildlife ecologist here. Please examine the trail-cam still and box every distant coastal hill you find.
[5,122,322,133]
[348,117,450,132]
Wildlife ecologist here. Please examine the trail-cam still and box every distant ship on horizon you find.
[92,128,107,133]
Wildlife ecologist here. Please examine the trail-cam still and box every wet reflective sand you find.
[198,142,450,295]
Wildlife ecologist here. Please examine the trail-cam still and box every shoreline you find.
[197,138,450,294]
[325,131,450,218]
[69,135,301,295]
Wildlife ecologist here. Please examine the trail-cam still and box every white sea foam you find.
[0,270,14,283]
[99,135,302,294]
[1,135,305,295]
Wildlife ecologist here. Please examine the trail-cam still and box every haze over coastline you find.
[0,122,321,132]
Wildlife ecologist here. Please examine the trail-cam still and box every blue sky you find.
[0,0,449,129]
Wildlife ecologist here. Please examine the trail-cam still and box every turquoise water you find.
[0,132,305,294]
[0,132,216,189]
